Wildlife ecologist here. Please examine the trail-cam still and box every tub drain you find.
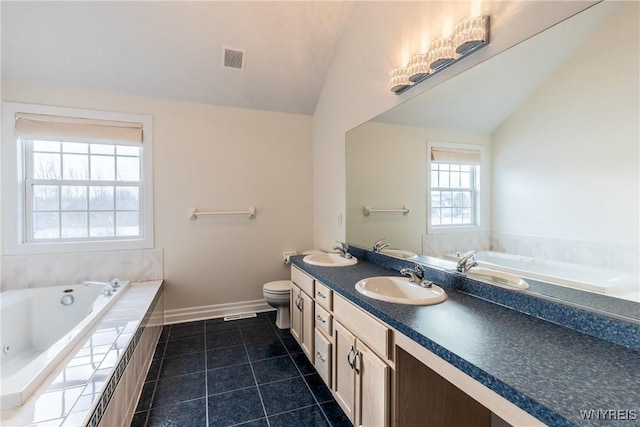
[3,345,10,354]
[60,294,75,306]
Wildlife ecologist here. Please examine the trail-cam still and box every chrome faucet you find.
[332,241,353,259]
[83,279,119,296]
[372,238,390,253]
[400,264,433,288]
[456,250,478,273]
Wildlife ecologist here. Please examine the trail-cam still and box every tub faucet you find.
[400,264,433,288]
[83,280,115,296]
[373,238,390,253]
[456,250,478,273]
[332,241,353,259]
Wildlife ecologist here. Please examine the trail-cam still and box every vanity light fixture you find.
[407,53,430,82]
[390,15,490,94]
[428,37,456,71]
[389,67,412,93]
[453,15,490,55]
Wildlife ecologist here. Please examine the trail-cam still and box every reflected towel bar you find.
[190,207,256,220]
[363,206,410,216]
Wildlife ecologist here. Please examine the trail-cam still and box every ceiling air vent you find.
[221,46,246,71]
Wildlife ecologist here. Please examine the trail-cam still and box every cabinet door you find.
[333,320,356,422]
[290,285,303,345]
[300,290,314,360]
[355,340,389,427]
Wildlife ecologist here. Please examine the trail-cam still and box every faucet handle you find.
[414,264,424,275]
[335,241,348,251]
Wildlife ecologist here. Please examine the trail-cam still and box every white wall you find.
[2,83,313,312]
[312,0,598,251]
[346,121,488,253]
[491,3,639,251]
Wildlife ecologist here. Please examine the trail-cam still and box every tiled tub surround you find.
[291,252,640,427]
[0,280,164,427]
[131,312,350,427]
[422,232,639,276]
[1,248,163,291]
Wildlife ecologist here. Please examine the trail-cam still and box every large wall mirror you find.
[346,1,639,320]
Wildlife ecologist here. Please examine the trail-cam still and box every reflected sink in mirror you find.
[467,268,529,290]
[355,276,446,305]
[379,248,418,259]
[303,253,358,267]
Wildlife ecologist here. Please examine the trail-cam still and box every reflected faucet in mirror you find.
[456,251,478,274]
[373,238,391,253]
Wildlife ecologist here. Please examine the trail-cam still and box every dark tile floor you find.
[130,312,351,427]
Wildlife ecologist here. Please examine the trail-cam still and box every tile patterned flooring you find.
[130,312,351,427]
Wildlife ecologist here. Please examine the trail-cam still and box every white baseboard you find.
[164,299,275,325]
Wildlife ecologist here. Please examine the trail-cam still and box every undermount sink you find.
[355,276,447,305]
[467,268,529,290]
[303,253,358,267]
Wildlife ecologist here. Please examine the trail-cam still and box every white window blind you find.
[15,113,143,143]
[431,147,481,165]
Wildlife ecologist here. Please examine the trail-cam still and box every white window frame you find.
[2,102,154,254]
[427,140,489,235]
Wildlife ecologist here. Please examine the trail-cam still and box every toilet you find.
[263,280,292,329]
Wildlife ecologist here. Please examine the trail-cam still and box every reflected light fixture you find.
[407,53,430,82]
[389,67,412,93]
[390,15,490,94]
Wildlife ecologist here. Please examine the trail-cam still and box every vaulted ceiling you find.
[2,1,353,115]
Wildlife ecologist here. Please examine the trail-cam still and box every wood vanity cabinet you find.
[332,293,391,427]
[291,266,537,427]
[290,266,391,426]
[333,320,390,427]
[290,267,314,360]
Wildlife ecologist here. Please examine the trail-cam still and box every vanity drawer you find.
[315,303,333,337]
[334,293,391,361]
[315,281,333,311]
[291,266,314,297]
[315,329,332,388]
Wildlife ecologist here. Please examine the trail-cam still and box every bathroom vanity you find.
[289,253,640,427]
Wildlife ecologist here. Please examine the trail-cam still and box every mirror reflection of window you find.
[427,142,484,232]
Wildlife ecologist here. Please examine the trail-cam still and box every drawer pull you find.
[316,314,327,323]
[316,351,326,362]
[295,295,303,311]
[317,291,327,299]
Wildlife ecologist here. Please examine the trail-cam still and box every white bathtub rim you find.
[444,251,637,295]
[0,281,130,411]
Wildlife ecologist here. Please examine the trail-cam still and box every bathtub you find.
[445,251,637,296]
[0,281,129,410]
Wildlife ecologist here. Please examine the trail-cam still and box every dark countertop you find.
[291,257,640,427]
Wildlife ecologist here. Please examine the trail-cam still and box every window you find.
[26,140,142,240]
[430,162,476,226]
[427,141,486,233]
[2,102,153,254]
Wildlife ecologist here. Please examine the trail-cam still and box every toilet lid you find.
[264,280,292,293]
